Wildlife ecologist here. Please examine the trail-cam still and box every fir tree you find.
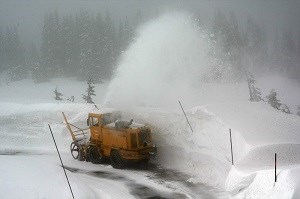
[82,77,96,103]
[77,9,93,81]
[41,12,56,79]
[32,63,45,83]
[266,89,281,110]
[67,96,75,102]
[5,26,27,81]
[54,87,63,100]
[280,104,291,114]
[281,27,297,77]
[244,16,268,75]
[297,106,300,116]
[247,72,262,102]
[60,14,75,77]
[0,26,4,73]
[102,11,117,79]
[28,42,40,67]
[266,89,292,114]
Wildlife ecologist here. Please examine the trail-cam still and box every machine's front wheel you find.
[70,142,85,161]
[110,150,125,169]
[89,146,104,164]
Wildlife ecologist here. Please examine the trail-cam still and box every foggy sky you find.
[0,0,299,47]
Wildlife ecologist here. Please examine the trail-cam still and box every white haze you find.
[104,12,210,109]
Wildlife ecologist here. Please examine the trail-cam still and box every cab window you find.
[89,117,99,126]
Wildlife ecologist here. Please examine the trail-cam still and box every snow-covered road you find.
[0,151,227,199]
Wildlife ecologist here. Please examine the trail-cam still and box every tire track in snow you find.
[65,165,188,199]
[64,164,225,199]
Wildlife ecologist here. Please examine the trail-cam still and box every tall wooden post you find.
[178,100,193,133]
[48,124,75,199]
[230,129,234,165]
[275,153,277,182]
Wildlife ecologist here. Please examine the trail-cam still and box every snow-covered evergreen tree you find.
[102,11,117,79]
[247,72,262,102]
[0,26,4,73]
[54,87,63,100]
[297,106,300,116]
[266,89,281,110]
[5,26,27,81]
[270,31,282,73]
[60,14,75,77]
[82,77,96,103]
[280,104,291,114]
[281,27,297,77]
[245,16,267,73]
[67,96,75,102]
[266,89,291,114]
[77,9,93,81]
[41,12,56,79]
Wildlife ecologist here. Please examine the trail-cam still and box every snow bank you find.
[0,101,99,150]
[0,155,97,199]
[226,166,300,199]
[207,102,300,145]
[226,143,300,198]
[114,106,247,189]
[219,99,300,198]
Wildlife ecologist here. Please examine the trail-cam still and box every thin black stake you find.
[48,124,75,199]
[229,129,234,165]
[178,100,193,133]
[275,153,277,182]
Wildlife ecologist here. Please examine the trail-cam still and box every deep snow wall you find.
[121,107,247,189]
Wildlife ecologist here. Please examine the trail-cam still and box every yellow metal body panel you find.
[64,112,156,161]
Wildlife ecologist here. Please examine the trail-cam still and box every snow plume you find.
[104,12,210,109]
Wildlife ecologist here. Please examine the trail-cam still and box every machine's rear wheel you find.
[70,142,84,161]
[89,146,104,164]
[110,150,125,169]
[142,158,150,164]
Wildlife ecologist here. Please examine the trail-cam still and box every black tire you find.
[142,158,150,164]
[85,147,90,162]
[70,142,85,161]
[139,158,150,169]
[89,146,104,164]
[110,150,125,169]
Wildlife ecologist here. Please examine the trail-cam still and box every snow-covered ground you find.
[1,13,300,199]
[0,75,299,198]
[0,78,232,199]
[0,78,231,198]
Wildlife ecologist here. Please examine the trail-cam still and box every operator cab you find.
[87,112,121,127]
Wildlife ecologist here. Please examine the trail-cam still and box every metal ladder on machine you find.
[62,112,89,160]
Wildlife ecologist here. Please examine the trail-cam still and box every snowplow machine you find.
[62,112,157,169]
